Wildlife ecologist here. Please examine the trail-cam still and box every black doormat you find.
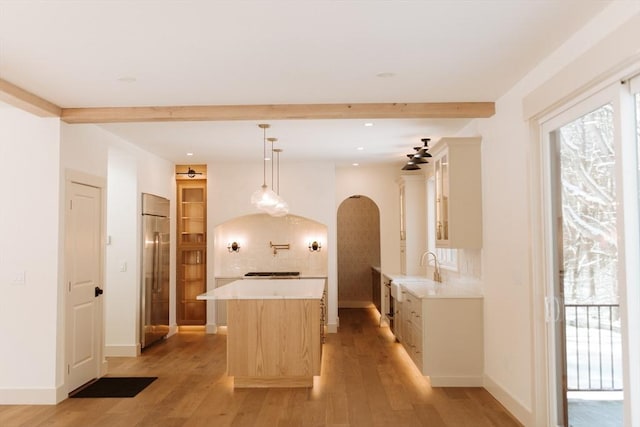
[70,377,157,398]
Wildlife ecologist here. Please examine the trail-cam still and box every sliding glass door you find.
[541,77,640,426]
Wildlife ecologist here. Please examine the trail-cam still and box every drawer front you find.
[403,291,423,330]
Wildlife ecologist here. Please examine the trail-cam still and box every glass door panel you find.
[553,102,624,426]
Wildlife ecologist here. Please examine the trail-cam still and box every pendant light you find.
[413,138,432,161]
[250,124,279,211]
[402,154,421,171]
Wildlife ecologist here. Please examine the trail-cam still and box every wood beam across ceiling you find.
[60,102,495,124]
[0,78,62,117]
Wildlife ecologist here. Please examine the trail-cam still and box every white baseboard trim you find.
[205,323,218,334]
[0,387,60,404]
[429,375,484,387]
[168,324,179,337]
[483,374,532,426]
[104,344,139,357]
[327,322,338,333]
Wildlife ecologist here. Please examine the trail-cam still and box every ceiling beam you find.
[0,78,62,117]
[60,102,495,124]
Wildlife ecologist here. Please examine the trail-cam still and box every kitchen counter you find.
[197,278,325,300]
[385,274,483,299]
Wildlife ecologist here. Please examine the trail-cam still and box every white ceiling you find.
[0,0,610,166]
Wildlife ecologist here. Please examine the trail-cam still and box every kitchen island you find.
[197,278,325,388]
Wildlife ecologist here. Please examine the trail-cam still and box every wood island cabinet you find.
[176,165,207,325]
[432,137,482,249]
[197,279,325,388]
[227,298,322,388]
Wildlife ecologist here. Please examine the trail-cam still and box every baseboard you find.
[205,323,218,334]
[429,375,484,387]
[483,374,532,426]
[0,387,60,404]
[104,344,139,357]
[327,322,338,333]
[338,300,375,308]
[168,324,179,337]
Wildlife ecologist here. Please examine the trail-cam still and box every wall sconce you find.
[227,241,240,253]
[308,241,322,252]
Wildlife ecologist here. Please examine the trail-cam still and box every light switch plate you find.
[11,270,26,286]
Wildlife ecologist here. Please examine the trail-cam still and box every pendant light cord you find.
[262,126,267,187]
[276,150,280,194]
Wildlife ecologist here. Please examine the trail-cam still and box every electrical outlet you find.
[120,261,127,272]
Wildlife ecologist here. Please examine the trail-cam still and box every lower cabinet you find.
[396,287,483,386]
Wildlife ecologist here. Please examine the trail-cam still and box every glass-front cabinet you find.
[176,165,207,325]
[431,138,482,249]
[434,153,449,242]
[179,185,206,245]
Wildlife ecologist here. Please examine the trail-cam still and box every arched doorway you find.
[337,195,381,308]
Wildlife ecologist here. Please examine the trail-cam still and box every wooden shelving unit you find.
[176,165,207,325]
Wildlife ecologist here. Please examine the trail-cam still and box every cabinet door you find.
[395,300,404,342]
[435,153,449,244]
[176,179,207,325]
[178,183,206,245]
[432,137,482,249]
[178,249,206,325]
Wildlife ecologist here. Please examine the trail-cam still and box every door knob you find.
[95,286,104,297]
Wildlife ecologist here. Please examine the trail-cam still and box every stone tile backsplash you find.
[213,213,328,277]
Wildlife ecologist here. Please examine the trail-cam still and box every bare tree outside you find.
[559,103,617,305]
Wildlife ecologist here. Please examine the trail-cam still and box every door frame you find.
[63,169,107,395]
[531,77,640,425]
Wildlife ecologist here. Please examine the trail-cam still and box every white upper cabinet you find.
[432,137,482,249]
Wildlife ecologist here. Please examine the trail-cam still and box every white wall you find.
[208,161,337,329]
[0,105,61,403]
[61,123,175,357]
[460,3,640,425]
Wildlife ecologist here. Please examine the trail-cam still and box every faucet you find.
[269,241,290,256]
[420,251,442,283]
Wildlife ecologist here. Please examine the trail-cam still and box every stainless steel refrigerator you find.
[141,193,170,349]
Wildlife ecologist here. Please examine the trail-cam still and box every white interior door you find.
[66,181,103,392]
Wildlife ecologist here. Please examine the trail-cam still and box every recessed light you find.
[186,152,194,156]
[352,163,360,167]
[357,146,364,151]
[364,122,374,127]
[375,72,395,78]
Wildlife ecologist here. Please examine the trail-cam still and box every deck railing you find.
[564,304,622,391]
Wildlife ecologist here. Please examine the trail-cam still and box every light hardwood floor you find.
[0,308,522,426]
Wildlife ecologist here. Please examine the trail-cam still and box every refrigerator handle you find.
[153,231,161,292]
